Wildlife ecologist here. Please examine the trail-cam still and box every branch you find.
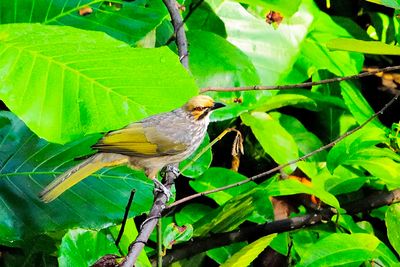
[167,91,400,210]
[121,167,176,267]
[165,0,205,46]
[162,0,189,69]
[121,1,190,265]
[200,65,400,92]
[160,189,400,265]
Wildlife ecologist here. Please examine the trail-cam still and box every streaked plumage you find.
[39,95,225,202]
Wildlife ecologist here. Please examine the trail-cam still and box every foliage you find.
[0,0,399,266]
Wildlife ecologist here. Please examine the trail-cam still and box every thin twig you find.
[162,0,189,69]
[159,189,400,264]
[116,190,136,247]
[167,92,400,210]
[200,65,400,92]
[157,221,163,267]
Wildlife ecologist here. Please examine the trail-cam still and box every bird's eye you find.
[194,106,205,111]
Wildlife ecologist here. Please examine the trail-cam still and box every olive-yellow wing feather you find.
[93,122,188,157]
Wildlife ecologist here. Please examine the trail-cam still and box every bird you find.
[39,95,225,203]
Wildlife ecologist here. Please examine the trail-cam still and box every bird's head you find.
[184,95,225,121]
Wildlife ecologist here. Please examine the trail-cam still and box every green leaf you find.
[193,187,273,236]
[279,3,363,84]
[109,219,151,266]
[1,0,167,46]
[180,134,212,178]
[254,94,318,112]
[346,156,400,189]
[327,128,400,188]
[188,30,259,88]
[175,203,214,225]
[298,233,381,266]
[0,23,197,143]
[187,29,263,121]
[366,0,400,9]
[327,38,400,55]
[0,112,153,245]
[311,70,356,142]
[184,1,227,37]
[163,223,193,249]
[255,90,347,113]
[327,127,387,172]
[207,243,247,265]
[193,194,255,236]
[341,81,385,130]
[265,178,340,209]
[58,228,119,267]
[215,1,313,85]
[270,112,326,162]
[241,111,298,172]
[189,167,256,205]
[233,0,301,16]
[270,232,289,256]
[220,234,277,267]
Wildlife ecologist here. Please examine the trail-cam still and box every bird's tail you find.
[39,153,128,203]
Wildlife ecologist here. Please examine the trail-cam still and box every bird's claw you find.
[160,165,180,178]
[153,178,171,200]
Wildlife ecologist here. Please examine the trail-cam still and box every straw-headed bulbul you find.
[39,95,225,202]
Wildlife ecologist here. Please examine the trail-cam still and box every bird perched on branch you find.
[39,95,225,203]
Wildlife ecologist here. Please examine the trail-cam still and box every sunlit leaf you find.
[1,0,167,45]
[58,228,119,267]
[0,23,197,143]
[220,234,277,267]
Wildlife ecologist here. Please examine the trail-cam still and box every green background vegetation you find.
[0,0,399,266]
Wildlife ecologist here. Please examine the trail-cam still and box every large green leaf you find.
[184,1,227,37]
[386,203,400,256]
[188,30,259,88]
[341,81,386,130]
[327,38,400,55]
[327,127,400,188]
[255,90,347,112]
[58,228,119,267]
[366,0,400,9]
[1,0,167,46]
[0,23,197,143]
[187,29,263,121]
[298,233,383,266]
[234,0,301,16]
[214,1,313,85]
[220,234,277,267]
[270,112,326,162]
[265,178,340,209]
[284,12,363,85]
[241,111,298,172]
[327,127,387,172]
[0,112,153,245]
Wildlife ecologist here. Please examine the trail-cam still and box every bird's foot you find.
[153,178,171,200]
[160,165,180,178]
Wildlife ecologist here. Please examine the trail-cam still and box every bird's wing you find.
[93,122,188,157]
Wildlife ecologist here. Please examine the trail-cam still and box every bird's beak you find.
[211,102,226,110]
